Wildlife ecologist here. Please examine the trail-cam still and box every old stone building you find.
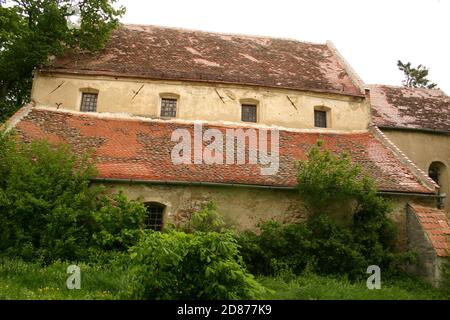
[4,24,450,282]
[369,85,450,213]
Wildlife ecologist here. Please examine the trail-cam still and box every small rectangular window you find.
[160,98,177,118]
[314,110,327,128]
[241,104,257,122]
[80,92,98,112]
[145,204,164,231]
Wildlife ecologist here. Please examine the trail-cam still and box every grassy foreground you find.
[0,258,447,300]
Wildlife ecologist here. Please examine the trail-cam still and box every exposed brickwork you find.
[13,107,435,195]
[369,85,450,132]
[409,203,450,257]
[43,24,364,97]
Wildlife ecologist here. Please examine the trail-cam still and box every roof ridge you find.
[368,83,448,96]
[1,101,35,132]
[326,41,366,94]
[369,125,439,192]
[122,23,327,47]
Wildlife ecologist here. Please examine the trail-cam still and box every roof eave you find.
[377,125,450,135]
[38,68,367,99]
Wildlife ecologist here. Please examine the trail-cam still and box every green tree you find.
[397,60,438,89]
[0,0,125,122]
[238,141,408,280]
[0,131,146,263]
[296,140,372,217]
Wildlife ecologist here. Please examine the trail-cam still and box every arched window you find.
[144,202,165,231]
[429,162,446,185]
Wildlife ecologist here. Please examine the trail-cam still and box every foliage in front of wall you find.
[92,192,147,251]
[129,230,266,300]
[237,142,412,280]
[0,131,146,263]
[181,201,227,233]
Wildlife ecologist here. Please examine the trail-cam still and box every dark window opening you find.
[161,98,177,117]
[241,104,257,122]
[314,110,327,128]
[429,167,440,185]
[80,92,98,112]
[145,203,164,231]
[429,161,447,209]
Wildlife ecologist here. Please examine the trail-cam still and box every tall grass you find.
[0,258,447,300]
[0,257,131,300]
[258,272,447,300]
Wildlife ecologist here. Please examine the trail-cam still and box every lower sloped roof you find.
[11,106,434,194]
[409,204,450,257]
[369,84,450,133]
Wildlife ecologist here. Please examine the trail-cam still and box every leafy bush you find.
[237,142,408,280]
[92,192,146,251]
[297,140,368,216]
[237,221,312,276]
[0,132,147,263]
[129,230,266,300]
[181,201,226,233]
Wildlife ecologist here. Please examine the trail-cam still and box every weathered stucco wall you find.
[31,73,370,131]
[101,183,305,230]
[406,205,447,286]
[384,194,436,252]
[382,129,450,213]
[98,182,444,283]
[100,182,436,247]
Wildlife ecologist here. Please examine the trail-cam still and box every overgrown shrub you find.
[0,132,146,263]
[181,201,226,233]
[129,230,266,300]
[92,192,146,251]
[237,142,409,280]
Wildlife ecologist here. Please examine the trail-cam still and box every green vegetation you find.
[0,257,130,300]
[237,142,410,280]
[397,60,438,89]
[0,134,447,300]
[0,132,146,263]
[129,230,265,300]
[258,273,446,300]
[0,258,446,300]
[0,0,125,122]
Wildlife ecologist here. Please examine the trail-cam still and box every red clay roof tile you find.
[369,85,450,132]
[43,24,364,97]
[409,204,450,257]
[13,107,434,195]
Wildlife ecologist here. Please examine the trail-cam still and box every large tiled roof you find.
[409,204,450,257]
[11,106,434,194]
[369,85,450,133]
[42,24,364,97]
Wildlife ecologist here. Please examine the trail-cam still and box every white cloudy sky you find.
[118,0,450,93]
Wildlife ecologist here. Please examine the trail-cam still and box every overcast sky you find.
[118,0,450,93]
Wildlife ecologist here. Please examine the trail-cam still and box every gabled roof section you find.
[369,84,450,133]
[42,24,364,97]
[11,106,435,194]
[408,203,450,257]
